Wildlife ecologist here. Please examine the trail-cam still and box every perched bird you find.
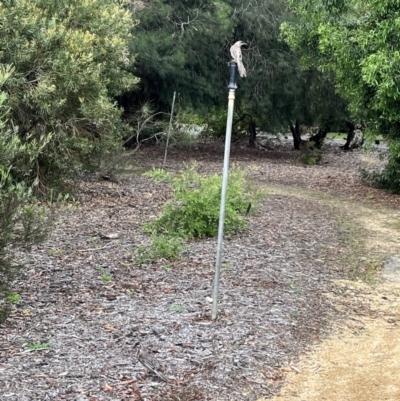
[230,40,247,78]
[135,343,170,383]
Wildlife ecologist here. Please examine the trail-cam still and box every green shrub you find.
[136,234,185,264]
[0,0,138,189]
[0,65,50,322]
[361,140,400,194]
[145,165,262,239]
[299,142,322,165]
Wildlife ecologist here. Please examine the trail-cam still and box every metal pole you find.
[211,87,236,320]
[163,91,176,169]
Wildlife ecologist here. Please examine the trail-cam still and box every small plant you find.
[135,251,148,265]
[299,142,322,165]
[289,281,302,295]
[26,342,50,350]
[47,248,64,257]
[291,311,299,319]
[136,234,185,263]
[98,266,112,282]
[166,304,187,313]
[102,274,112,283]
[7,293,21,303]
[145,164,262,239]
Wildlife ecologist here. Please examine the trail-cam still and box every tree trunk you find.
[289,120,304,150]
[343,121,355,150]
[249,121,257,147]
[309,126,329,149]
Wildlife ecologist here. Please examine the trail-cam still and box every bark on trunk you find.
[309,126,329,149]
[249,121,257,147]
[343,121,355,150]
[289,120,304,150]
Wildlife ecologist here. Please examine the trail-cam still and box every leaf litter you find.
[0,140,398,401]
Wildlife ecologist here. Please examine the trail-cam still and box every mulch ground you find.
[0,140,398,401]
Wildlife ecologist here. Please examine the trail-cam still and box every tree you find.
[128,0,348,150]
[0,0,138,189]
[282,0,400,191]
[128,0,235,111]
[230,0,349,148]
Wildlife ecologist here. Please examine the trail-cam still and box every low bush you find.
[145,164,262,239]
[136,234,185,264]
[299,142,322,165]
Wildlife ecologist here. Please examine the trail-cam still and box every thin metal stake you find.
[212,88,236,320]
[163,91,176,169]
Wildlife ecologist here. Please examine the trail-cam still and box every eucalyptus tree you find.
[282,0,400,191]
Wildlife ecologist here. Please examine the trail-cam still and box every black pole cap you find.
[228,61,238,89]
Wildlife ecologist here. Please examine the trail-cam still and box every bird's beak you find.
[243,43,247,46]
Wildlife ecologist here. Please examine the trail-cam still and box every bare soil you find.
[1,140,399,401]
[264,280,400,401]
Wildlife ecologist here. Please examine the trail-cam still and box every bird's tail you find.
[238,62,247,78]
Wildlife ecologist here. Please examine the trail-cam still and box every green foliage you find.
[159,129,198,151]
[228,0,350,135]
[299,143,323,165]
[136,234,185,263]
[0,66,50,321]
[126,0,349,142]
[362,140,400,193]
[101,274,112,283]
[129,0,235,111]
[47,248,64,257]
[202,108,228,139]
[176,111,206,126]
[6,293,21,303]
[26,342,50,350]
[282,0,400,190]
[98,266,113,282]
[0,0,138,188]
[145,165,261,239]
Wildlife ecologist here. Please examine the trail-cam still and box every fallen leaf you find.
[104,383,113,392]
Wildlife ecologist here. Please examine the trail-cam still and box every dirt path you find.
[257,185,400,401]
[265,308,400,401]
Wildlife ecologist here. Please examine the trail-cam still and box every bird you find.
[230,41,247,78]
[135,343,170,383]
